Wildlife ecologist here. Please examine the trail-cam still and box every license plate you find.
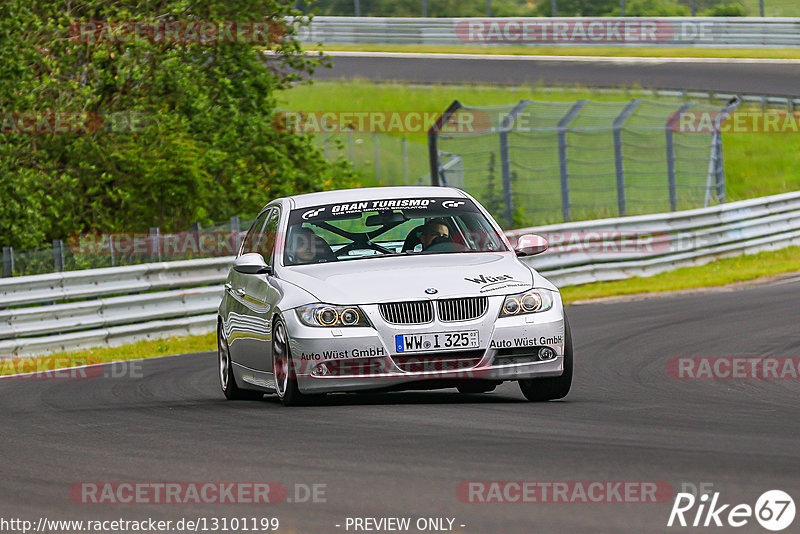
[395,331,479,353]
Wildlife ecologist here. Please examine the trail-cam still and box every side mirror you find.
[514,234,548,256]
[233,253,272,275]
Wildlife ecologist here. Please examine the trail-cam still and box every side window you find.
[240,210,270,256]
[259,209,280,265]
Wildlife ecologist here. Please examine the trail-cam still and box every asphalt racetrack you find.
[2,277,799,533]
[314,52,800,95]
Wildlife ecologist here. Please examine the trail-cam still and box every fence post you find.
[348,131,354,162]
[230,215,241,254]
[2,246,13,277]
[498,100,531,229]
[428,100,464,187]
[715,132,726,203]
[402,138,409,185]
[149,227,161,262]
[666,102,693,212]
[714,97,740,204]
[612,99,641,217]
[108,235,116,267]
[557,100,587,222]
[373,132,380,182]
[551,0,557,16]
[53,239,65,272]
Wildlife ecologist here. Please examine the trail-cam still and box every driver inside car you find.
[286,226,335,264]
[419,218,451,251]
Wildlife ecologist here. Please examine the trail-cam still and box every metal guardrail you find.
[298,17,800,48]
[2,191,800,358]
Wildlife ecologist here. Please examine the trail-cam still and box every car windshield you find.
[284,197,508,266]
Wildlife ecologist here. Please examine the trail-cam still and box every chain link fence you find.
[430,98,739,227]
[2,217,254,278]
[313,131,430,186]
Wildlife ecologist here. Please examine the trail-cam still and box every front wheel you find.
[218,324,262,400]
[518,314,573,402]
[272,318,306,407]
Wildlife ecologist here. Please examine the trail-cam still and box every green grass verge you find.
[0,332,215,377]
[310,43,800,60]
[561,245,800,304]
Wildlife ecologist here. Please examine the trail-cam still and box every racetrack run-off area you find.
[2,277,799,533]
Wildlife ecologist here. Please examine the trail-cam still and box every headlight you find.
[296,304,371,327]
[499,289,555,317]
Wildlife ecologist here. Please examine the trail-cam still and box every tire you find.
[457,381,498,394]
[272,317,306,407]
[518,314,573,402]
[218,324,262,400]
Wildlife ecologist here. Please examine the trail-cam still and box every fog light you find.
[312,363,330,376]
[538,347,556,361]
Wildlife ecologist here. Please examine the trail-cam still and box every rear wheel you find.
[218,324,262,400]
[518,315,573,402]
[272,318,306,407]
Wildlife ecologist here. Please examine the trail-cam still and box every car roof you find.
[286,186,468,209]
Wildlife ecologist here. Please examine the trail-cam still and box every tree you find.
[0,0,356,249]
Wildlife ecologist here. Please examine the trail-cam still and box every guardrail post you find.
[149,227,161,262]
[666,102,693,212]
[2,246,13,277]
[53,239,65,272]
[557,100,587,222]
[612,99,641,217]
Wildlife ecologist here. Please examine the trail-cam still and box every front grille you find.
[437,297,488,322]
[392,350,485,373]
[379,301,434,325]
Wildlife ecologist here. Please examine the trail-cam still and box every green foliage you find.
[0,0,357,250]
[610,0,691,15]
[702,2,748,16]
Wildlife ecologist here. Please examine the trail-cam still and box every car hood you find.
[278,253,553,305]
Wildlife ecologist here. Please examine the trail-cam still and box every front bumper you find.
[285,294,567,394]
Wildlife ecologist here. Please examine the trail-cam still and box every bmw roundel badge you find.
[425,288,438,294]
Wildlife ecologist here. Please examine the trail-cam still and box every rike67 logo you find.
[668,490,795,531]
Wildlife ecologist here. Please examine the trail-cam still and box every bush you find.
[702,2,748,16]
[0,0,357,250]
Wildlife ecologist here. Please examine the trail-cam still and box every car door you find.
[240,206,282,372]
[225,209,270,369]
[229,206,282,372]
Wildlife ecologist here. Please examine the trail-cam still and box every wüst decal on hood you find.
[464,273,530,294]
